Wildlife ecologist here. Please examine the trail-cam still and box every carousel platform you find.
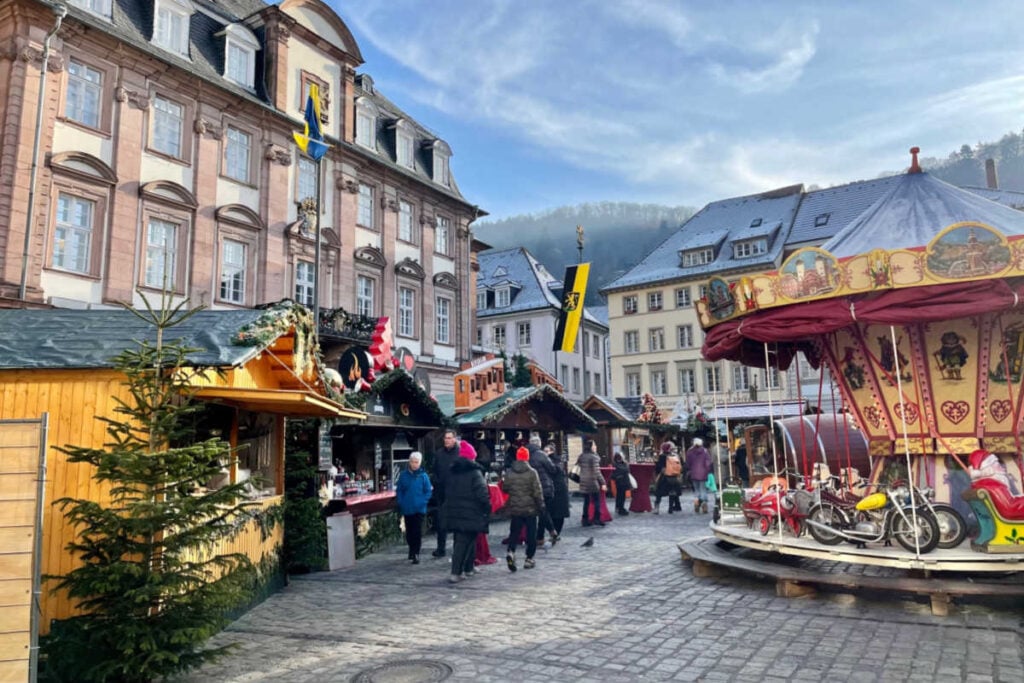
[680,517,1024,616]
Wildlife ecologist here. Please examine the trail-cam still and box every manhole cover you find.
[349,659,453,683]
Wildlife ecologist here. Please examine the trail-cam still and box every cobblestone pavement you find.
[178,497,1023,683]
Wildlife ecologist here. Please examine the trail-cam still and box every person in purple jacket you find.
[685,437,713,514]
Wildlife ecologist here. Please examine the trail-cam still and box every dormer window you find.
[430,140,452,187]
[394,120,415,169]
[477,290,487,310]
[355,97,377,150]
[814,213,831,227]
[69,0,112,19]
[493,266,507,278]
[681,247,715,267]
[750,218,763,228]
[219,25,259,89]
[733,238,767,259]
[496,287,511,308]
[153,0,193,57]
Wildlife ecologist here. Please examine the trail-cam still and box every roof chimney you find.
[985,158,999,189]
[908,147,922,174]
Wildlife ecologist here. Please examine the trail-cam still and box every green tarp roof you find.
[456,384,597,431]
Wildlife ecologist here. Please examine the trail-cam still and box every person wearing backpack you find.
[653,442,683,514]
[686,437,714,514]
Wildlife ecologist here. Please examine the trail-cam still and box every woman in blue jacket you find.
[396,451,433,564]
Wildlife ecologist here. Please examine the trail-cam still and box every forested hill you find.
[474,202,695,305]
[906,129,1024,190]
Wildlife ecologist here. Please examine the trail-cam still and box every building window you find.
[814,213,831,227]
[698,284,708,299]
[518,322,531,346]
[65,59,103,129]
[476,290,487,310]
[225,40,254,88]
[675,287,691,308]
[625,371,641,397]
[678,367,696,394]
[52,193,94,273]
[682,247,715,267]
[224,127,251,183]
[69,0,112,18]
[355,97,377,149]
[649,327,665,352]
[296,155,317,206]
[582,332,589,357]
[219,239,246,304]
[572,368,581,393]
[295,261,315,307]
[357,183,375,228]
[593,373,601,394]
[435,215,451,255]
[495,287,510,307]
[650,368,667,396]
[475,326,482,345]
[624,330,639,354]
[356,275,375,317]
[733,365,750,391]
[648,291,663,311]
[677,325,694,349]
[151,96,184,158]
[592,333,600,359]
[733,238,767,258]
[704,365,722,393]
[436,297,451,344]
[153,0,191,56]
[492,324,506,348]
[398,201,415,243]
[397,127,414,168]
[434,151,450,187]
[144,218,179,289]
[760,367,781,389]
[623,295,638,315]
[561,364,569,385]
[398,287,416,337]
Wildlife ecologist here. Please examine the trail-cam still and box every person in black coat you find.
[430,429,461,558]
[611,452,633,516]
[528,434,560,545]
[443,441,490,583]
[733,442,749,487]
[545,443,571,535]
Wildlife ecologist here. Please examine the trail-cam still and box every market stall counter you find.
[598,463,654,513]
[324,491,396,517]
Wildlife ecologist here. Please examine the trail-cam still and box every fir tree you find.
[509,353,532,388]
[43,298,258,683]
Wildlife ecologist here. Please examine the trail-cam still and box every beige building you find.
[0,0,483,391]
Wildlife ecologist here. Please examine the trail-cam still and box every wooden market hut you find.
[0,304,364,640]
[582,395,681,465]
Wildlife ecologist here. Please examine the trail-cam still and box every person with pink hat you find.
[443,439,490,583]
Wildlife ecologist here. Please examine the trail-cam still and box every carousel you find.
[697,149,1024,573]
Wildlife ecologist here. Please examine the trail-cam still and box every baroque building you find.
[0,0,483,392]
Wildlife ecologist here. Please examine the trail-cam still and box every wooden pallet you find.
[678,537,1024,616]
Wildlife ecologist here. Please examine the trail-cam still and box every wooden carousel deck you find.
[709,513,1024,572]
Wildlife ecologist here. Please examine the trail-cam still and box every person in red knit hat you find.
[503,446,544,571]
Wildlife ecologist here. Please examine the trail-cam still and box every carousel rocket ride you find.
[698,149,1024,572]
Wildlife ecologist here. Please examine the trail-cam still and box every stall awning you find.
[704,400,807,421]
[193,387,365,420]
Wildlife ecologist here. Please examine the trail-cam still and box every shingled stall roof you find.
[0,306,363,419]
[456,385,597,432]
[365,369,449,427]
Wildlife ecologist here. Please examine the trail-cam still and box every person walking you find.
[528,434,560,546]
[546,443,571,535]
[611,452,633,516]
[430,429,461,558]
[504,446,545,571]
[733,440,749,487]
[395,451,432,564]
[577,439,606,527]
[686,437,714,514]
[443,440,490,583]
[653,442,683,514]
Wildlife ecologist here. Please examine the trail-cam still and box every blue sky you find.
[330,1,1024,221]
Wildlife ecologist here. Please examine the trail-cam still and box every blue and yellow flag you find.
[293,83,329,161]
[552,263,590,352]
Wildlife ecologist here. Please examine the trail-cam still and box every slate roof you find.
[601,185,804,293]
[959,186,1024,210]
[477,248,606,327]
[822,172,1024,258]
[787,176,903,247]
[0,308,274,370]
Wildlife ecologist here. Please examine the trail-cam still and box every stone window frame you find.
[58,49,117,135]
[220,119,258,187]
[213,206,262,307]
[145,89,194,164]
[44,152,116,280]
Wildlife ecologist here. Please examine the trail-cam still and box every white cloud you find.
[707,22,819,93]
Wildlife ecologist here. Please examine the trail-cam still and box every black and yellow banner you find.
[552,263,590,352]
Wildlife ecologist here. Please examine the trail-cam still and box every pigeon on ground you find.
[580,537,594,548]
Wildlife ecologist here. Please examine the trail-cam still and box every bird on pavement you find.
[580,537,594,548]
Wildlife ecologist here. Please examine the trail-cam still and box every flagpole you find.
[577,225,587,401]
[312,158,322,340]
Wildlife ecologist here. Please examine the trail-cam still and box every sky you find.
[329,0,1024,222]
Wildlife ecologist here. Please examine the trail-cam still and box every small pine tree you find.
[283,420,327,573]
[509,353,532,388]
[43,298,258,683]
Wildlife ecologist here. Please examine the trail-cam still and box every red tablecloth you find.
[582,478,613,523]
[475,485,506,566]
[629,463,655,513]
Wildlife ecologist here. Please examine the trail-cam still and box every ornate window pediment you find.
[354,245,386,268]
[215,204,264,230]
[395,257,425,280]
[48,151,117,185]
[139,180,197,209]
[434,272,457,289]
